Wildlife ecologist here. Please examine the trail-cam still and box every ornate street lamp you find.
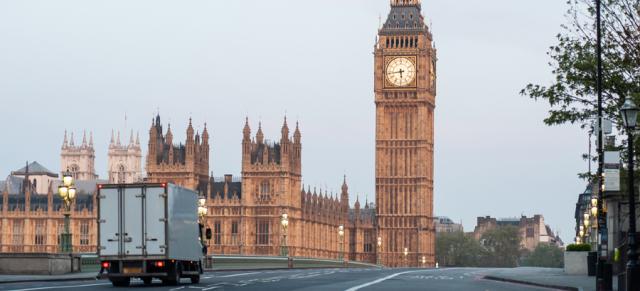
[404,247,409,267]
[377,236,382,266]
[621,95,639,290]
[338,225,345,262]
[281,213,289,257]
[58,170,76,253]
[197,196,210,264]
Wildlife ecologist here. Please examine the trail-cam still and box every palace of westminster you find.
[0,0,436,267]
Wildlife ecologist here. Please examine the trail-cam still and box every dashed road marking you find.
[217,271,261,278]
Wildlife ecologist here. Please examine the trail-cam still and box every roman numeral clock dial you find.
[386,57,416,87]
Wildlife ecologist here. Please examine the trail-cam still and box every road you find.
[0,268,562,291]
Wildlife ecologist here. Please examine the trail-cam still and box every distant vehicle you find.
[97,183,211,287]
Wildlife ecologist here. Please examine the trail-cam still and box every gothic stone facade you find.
[0,162,98,253]
[204,119,377,263]
[145,115,209,193]
[375,0,436,267]
[60,131,98,181]
[107,130,143,184]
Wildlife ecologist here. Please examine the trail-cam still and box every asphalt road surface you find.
[0,268,562,291]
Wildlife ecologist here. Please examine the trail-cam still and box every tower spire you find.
[63,130,68,148]
[256,122,264,144]
[89,131,93,146]
[82,130,87,146]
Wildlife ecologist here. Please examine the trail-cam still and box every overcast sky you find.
[0,0,585,243]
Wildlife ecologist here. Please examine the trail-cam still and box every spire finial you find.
[63,130,68,147]
[70,132,75,146]
[89,131,93,146]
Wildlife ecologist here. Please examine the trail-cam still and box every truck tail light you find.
[155,261,164,268]
[101,262,110,269]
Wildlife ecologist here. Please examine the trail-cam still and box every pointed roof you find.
[11,161,58,178]
[381,0,427,33]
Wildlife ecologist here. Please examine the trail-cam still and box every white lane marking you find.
[345,269,446,291]
[203,276,212,279]
[7,283,111,291]
[169,287,186,291]
[202,287,221,291]
[217,271,261,278]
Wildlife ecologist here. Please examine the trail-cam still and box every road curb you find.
[0,276,101,284]
[483,275,579,291]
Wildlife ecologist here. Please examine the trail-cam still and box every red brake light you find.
[161,183,166,188]
[155,261,164,267]
[101,262,110,268]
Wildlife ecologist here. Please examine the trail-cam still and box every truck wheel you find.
[164,263,181,285]
[110,278,130,287]
[190,275,200,284]
[142,277,152,285]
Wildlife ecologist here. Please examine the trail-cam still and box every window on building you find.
[57,222,64,245]
[70,165,79,180]
[256,220,269,245]
[363,230,373,253]
[12,221,23,245]
[214,221,222,245]
[34,220,46,245]
[80,221,90,245]
[231,221,239,245]
[259,181,270,200]
[526,228,535,238]
[117,165,126,184]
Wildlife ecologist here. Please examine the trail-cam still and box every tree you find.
[436,231,486,267]
[522,243,565,268]
[521,0,640,160]
[480,226,523,267]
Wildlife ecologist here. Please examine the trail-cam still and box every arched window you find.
[117,165,126,184]
[70,164,79,180]
[260,181,270,200]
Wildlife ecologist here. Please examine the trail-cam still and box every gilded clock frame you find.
[384,56,418,89]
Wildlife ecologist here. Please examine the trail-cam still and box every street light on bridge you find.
[377,236,382,266]
[338,225,345,263]
[281,213,289,258]
[620,95,639,290]
[403,247,408,267]
[58,170,76,253]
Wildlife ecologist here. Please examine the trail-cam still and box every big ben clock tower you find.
[375,0,436,267]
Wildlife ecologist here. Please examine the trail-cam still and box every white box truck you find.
[97,183,209,286]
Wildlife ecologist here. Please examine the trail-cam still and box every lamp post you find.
[338,225,345,264]
[377,236,382,266]
[621,96,639,290]
[197,196,210,267]
[404,247,408,267]
[58,170,76,253]
[281,213,289,257]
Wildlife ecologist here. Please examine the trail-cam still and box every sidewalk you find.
[482,267,615,291]
[0,272,99,284]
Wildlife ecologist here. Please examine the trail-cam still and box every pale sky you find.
[0,0,585,243]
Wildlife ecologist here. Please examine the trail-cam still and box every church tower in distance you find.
[61,130,98,181]
[375,0,436,267]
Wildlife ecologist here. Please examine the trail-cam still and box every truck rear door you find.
[99,187,120,256]
[145,186,166,256]
[123,187,144,256]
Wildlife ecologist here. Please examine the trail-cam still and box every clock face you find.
[386,57,416,87]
